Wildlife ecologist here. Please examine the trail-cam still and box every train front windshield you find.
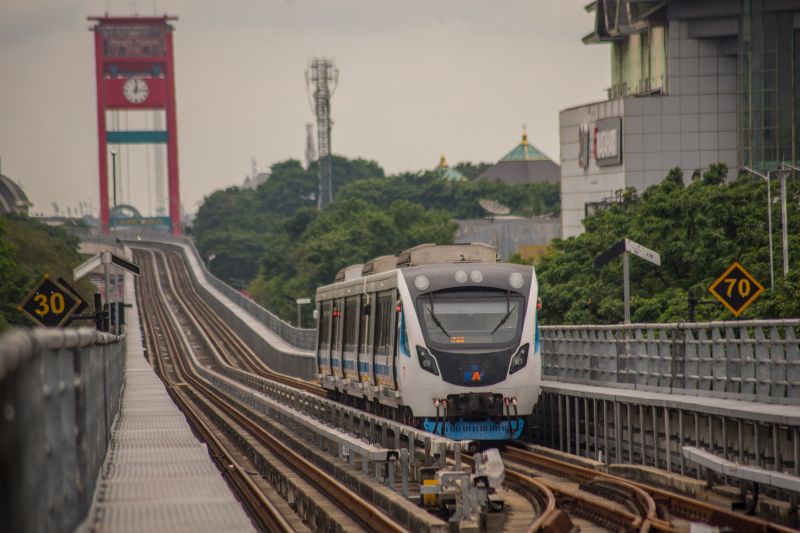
[417,289,524,348]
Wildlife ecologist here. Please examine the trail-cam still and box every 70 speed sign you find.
[708,261,765,317]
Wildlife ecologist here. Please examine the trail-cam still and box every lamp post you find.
[295,297,311,328]
[780,162,799,276]
[742,167,775,290]
[110,150,118,207]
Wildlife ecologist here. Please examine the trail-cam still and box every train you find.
[314,243,541,441]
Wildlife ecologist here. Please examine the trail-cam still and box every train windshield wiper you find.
[427,292,450,337]
[490,290,513,335]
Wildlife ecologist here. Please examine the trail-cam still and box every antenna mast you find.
[305,123,317,169]
[305,58,338,209]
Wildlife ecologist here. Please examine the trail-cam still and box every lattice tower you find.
[306,58,338,209]
[305,123,317,169]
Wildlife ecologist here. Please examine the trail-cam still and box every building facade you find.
[560,0,800,238]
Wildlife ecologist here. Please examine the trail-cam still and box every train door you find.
[358,293,375,386]
[331,298,344,380]
[317,300,332,376]
[373,290,398,390]
[342,296,359,382]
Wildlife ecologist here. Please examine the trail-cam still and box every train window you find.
[331,299,342,351]
[360,295,371,355]
[374,291,395,354]
[416,289,523,348]
[343,296,359,352]
[319,300,332,351]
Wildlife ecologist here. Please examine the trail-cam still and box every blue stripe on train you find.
[374,363,391,375]
[422,418,525,440]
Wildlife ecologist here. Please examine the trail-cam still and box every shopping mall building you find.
[560,0,800,238]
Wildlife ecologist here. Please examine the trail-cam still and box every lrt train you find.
[314,243,541,441]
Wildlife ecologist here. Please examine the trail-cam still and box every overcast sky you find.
[0,0,609,217]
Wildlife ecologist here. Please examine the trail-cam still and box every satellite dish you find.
[479,199,511,216]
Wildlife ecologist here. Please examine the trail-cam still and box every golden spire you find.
[521,125,528,145]
[438,154,448,168]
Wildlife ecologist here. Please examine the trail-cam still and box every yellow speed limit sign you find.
[17,273,82,327]
[708,261,765,317]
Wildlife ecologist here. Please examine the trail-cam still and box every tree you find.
[0,215,97,330]
[527,169,800,325]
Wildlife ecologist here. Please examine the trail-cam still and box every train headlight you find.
[414,275,430,291]
[416,346,439,376]
[509,343,530,374]
[470,270,483,283]
[509,272,524,289]
[454,270,468,283]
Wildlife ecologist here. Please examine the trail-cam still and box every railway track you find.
[135,248,407,532]
[503,443,798,533]
[161,248,325,396]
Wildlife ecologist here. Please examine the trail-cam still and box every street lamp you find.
[742,166,775,290]
[295,297,311,328]
[780,162,799,276]
[110,150,118,207]
[206,253,217,271]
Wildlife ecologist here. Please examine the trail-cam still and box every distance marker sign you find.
[17,274,82,327]
[708,261,764,317]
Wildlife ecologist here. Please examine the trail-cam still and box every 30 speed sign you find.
[17,274,82,327]
[708,261,765,317]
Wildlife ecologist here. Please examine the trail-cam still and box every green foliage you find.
[453,161,492,180]
[249,199,457,323]
[337,172,559,218]
[193,154,560,323]
[0,215,96,331]
[536,164,800,324]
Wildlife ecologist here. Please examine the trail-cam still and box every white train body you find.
[315,244,541,440]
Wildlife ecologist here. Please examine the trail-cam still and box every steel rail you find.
[505,444,797,533]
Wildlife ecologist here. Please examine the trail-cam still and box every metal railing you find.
[0,327,124,533]
[541,319,800,404]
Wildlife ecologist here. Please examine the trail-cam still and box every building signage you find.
[578,124,590,169]
[594,117,622,166]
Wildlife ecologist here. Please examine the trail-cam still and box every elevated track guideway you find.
[129,242,800,532]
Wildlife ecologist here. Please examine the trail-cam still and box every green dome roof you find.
[435,155,467,182]
[500,128,550,162]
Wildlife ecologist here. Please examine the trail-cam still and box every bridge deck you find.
[80,262,254,532]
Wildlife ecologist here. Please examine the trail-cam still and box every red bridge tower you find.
[89,15,181,235]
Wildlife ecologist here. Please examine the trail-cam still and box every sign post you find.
[74,250,140,333]
[708,261,764,317]
[296,297,311,328]
[595,239,661,323]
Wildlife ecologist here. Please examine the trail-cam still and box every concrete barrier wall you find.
[79,231,316,350]
[132,237,317,380]
[541,319,800,405]
[0,327,124,533]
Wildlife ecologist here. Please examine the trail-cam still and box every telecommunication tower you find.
[305,123,317,169]
[305,58,338,209]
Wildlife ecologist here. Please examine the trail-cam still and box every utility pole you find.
[742,167,776,289]
[306,58,338,209]
[780,162,799,276]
